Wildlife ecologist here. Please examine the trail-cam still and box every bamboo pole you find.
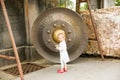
[87,0,104,60]
[76,0,104,60]
[0,55,15,60]
[0,0,24,80]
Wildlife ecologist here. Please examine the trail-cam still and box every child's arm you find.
[58,42,67,51]
[55,45,59,50]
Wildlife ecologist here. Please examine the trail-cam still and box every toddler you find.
[56,33,70,73]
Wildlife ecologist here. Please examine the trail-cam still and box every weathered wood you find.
[0,55,15,60]
[85,40,99,54]
[0,0,24,80]
[80,11,96,40]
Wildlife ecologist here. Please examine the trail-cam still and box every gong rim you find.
[31,8,88,63]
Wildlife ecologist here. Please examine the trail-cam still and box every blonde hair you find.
[57,32,66,40]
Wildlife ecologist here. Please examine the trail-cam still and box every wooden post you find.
[0,0,24,80]
[87,0,104,60]
[76,0,104,60]
[76,0,80,12]
[0,54,15,60]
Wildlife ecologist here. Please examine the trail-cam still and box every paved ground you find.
[0,57,120,80]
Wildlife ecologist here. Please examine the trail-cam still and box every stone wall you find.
[81,6,120,58]
[93,6,120,57]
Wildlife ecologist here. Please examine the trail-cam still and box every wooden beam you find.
[0,55,15,60]
[0,0,24,80]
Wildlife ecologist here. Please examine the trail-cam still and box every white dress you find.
[58,40,70,63]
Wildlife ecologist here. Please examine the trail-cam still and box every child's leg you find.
[60,60,64,71]
[57,60,64,73]
[64,62,68,72]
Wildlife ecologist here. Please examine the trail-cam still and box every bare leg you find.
[57,60,64,73]
[64,62,68,72]
[60,60,64,71]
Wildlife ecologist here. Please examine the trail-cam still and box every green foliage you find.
[57,0,74,9]
[80,3,88,11]
[57,0,66,7]
[115,0,120,6]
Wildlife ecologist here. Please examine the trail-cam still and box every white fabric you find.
[60,60,67,69]
[58,40,70,63]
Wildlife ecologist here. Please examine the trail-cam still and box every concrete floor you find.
[0,57,120,80]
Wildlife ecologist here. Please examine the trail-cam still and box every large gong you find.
[31,8,88,63]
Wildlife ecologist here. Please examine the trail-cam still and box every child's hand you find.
[55,45,59,50]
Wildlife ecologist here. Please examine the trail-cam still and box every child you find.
[55,32,70,73]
